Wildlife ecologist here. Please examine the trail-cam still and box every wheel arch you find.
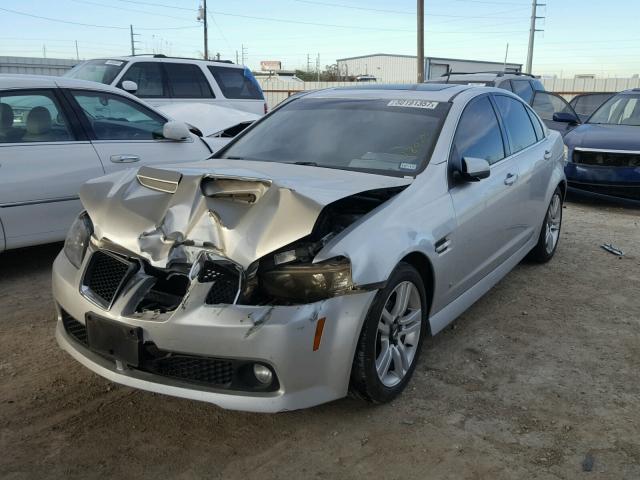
[400,251,435,336]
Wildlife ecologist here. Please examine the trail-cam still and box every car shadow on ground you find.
[0,242,62,282]
[566,188,640,209]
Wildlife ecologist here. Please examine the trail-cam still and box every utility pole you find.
[417,0,424,82]
[235,50,239,64]
[307,54,311,73]
[75,40,80,61]
[241,44,247,65]
[316,53,320,81]
[197,1,209,59]
[129,25,140,55]
[525,0,545,74]
[503,42,509,71]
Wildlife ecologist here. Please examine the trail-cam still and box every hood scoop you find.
[200,175,272,204]
[137,166,182,194]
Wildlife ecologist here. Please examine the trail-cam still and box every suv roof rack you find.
[127,53,234,64]
[440,70,532,78]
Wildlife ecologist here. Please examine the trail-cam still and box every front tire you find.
[350,263,427,403]
[528,187,563,263]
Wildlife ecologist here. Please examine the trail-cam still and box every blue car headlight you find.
[64,212,93,269]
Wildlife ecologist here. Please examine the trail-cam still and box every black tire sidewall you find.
[352,262,428,403]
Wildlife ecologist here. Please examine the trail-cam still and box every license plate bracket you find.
[86,314,142,367]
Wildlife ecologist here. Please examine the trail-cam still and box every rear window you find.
[164,63,213,99]
[65,59,127,85]
[208,66,264,100]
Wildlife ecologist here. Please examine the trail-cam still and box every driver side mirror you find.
[121,80,138,94]
[553,111,580,124]
[162,121,191,141]
[459,156,491,182]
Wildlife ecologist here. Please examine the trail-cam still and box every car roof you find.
[81,55,244,69]
[0,73,137,93]
[298,83,487,102]
[620,88,640,95]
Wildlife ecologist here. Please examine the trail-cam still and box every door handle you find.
[544,150,552,160]
[504,173,518,186]
[110,154,140,163]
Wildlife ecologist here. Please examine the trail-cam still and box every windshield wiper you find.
[291,161,319,166]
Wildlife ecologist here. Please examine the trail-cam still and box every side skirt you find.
[428,236,538,335]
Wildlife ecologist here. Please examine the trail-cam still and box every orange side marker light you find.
[313,317,326,351]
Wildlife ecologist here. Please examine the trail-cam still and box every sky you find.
[0,0,638,77]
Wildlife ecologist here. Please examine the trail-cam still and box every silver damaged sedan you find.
[53,84,566,412]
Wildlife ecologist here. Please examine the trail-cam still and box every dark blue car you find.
[563,89,640,201]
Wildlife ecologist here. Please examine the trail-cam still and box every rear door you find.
[66,89,211,175]
[447,95,522,302]
[0,89,104,249]
[531,91,580,135]
[206,65,265,115]
[493,94,549,239]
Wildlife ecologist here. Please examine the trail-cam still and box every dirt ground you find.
[1,198,639,480]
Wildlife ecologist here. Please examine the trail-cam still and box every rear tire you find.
[528,187,563,263]
[350,263,428,403]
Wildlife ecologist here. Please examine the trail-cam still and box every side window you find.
[119,62,166,98]
[208,66,264,100]
[531,91,574,122]
[531,79,545,92]
[494,95,538,153]
[497,80,513,92]
[511,80,534,103]
[0,91,73,143]
[453,96,505,165]
[70,90,166,141]
[164,63,213,99]
[525,106,545,140]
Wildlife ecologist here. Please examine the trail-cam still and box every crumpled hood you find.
[565,123,640,151]
[80,159,412,268]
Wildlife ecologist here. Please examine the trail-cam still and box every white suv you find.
[66,55,267,116]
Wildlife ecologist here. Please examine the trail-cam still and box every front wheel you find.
[528,187,563,263]
[350,263,427,403]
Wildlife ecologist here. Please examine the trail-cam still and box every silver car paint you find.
[52,85,566,412]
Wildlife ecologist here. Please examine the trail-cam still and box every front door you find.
[446,95,523,303]
[0,89,103,249]
[66,89,211,175]
[531,91,580,135]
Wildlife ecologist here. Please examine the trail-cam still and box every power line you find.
[72,0,197,22]
[291,0,527,18]
[0,6,200,30]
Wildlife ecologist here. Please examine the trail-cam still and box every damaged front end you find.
[76,161,410,315]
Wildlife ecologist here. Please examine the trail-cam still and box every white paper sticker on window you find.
[105,60,124,66]
[400,162,418,170]
[388,99,439,109]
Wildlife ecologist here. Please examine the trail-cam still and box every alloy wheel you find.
[545,193,562,254]
[375,281,422,387]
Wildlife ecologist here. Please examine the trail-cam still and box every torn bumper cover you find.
[53,250,376,412]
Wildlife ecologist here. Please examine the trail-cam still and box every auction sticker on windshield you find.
[388,99,439,109]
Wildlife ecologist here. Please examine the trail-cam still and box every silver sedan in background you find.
[52,84,566,412]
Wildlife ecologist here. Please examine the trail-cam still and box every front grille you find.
[143,355,234,386]
[574,150,640,168]
[199,263,239,305]
[61,309,88,345]
[83,251,137,308]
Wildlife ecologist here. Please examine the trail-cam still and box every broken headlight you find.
[64,212,93,269]
[259,257,353,303]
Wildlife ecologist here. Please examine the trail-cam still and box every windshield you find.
[588,94,640,126]
[218,97,450,176]
[65,59,128,85]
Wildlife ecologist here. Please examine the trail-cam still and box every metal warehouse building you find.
[0,56,77,76]
[336,54,522,83]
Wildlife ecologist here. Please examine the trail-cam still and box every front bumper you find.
[565,163,640,200]
[53,252,377,412]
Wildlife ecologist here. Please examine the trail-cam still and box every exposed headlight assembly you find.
[64,212,93,269]
[259,257,353,303]
[563,145,569,164]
